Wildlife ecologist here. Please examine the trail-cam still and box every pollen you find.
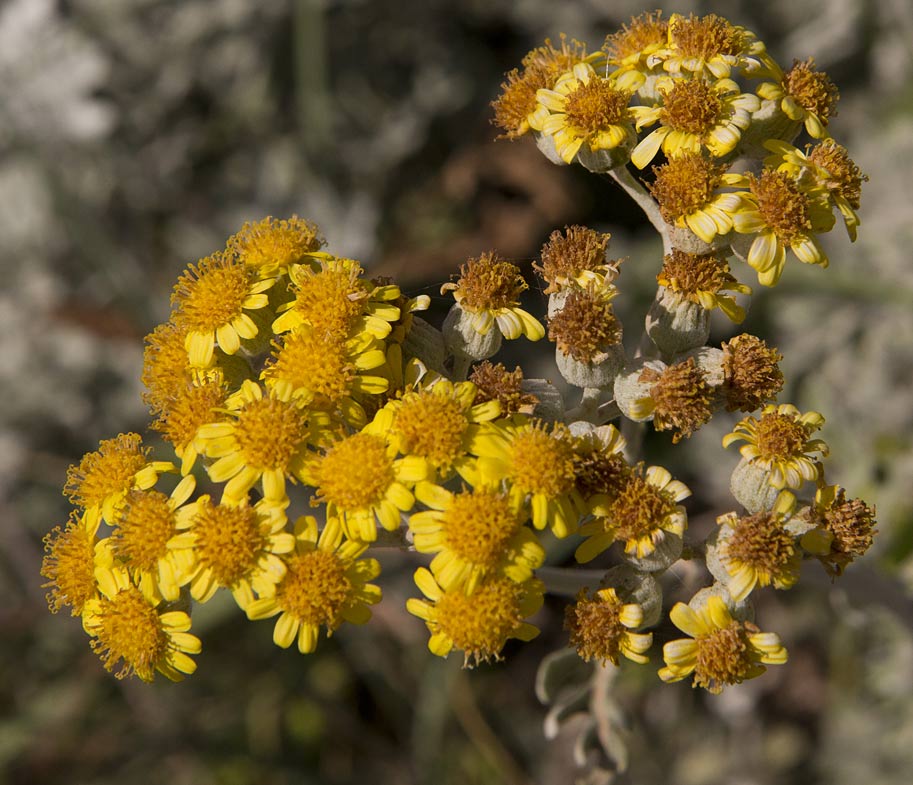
[671,13,743,60]
[191,499,268,587]
[660,80,724,135]
[748,170,812,245]
[228,216,323,273]
[755,411,810,461]
[694,620,760,693]
[41,514,97,615]
[450,252,527,311]
[64,433,149,511]
[441,489,520,568]
[784,58,839,123]
[563,79,631,134]
[508,422,578,497]
[650,153,725,222]
[657,249,734,297]
[809,140,867,209]
[89,584,169,681]
[234,396,309,471]
[142,321,191,415]
[110,490,176,572]
[153,377,228,448]
[820,490,877,575]
[564,588,628,664]
[548,287,622,363]
[264,330,355,405]
[394,391,468,469]
[535,225,613,294]
[604,10,667,62]
[171,252,254,333]
[289,264,369,338]
[469,361,538,416]
[607,471,676,542]
[277,549,353,630]
[640,358,714,443]
[434,577,526,665]
[722,334,784,412]
[724,512,796,575]
[312,433,394,511]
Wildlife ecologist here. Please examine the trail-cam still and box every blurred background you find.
[2,0,913,783]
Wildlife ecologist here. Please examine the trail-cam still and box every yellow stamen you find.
[312,434,393,511]
[190,500,268,587]
[41,514,97,615]
[660,80,723,135]
[64,433,149,511]
[277,550,352,630]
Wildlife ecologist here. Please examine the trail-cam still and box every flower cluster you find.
[43,12,877,702]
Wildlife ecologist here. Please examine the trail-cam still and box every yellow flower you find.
[723,403,827,490]
[731,167,837,286]
[409,482,544,594]
[227,215,323,277]
[565,587,652,665]
[714,507,801,601]
[245,516,381,654]
[300,430,420,542]
[631,75,760,169]
[171,251,275,367]
[64,433,175,524]
[529,63,636,166]
[471,419,583,538]
[406,568,543,666]
[83,565,201,682]
[195,380,313,506]
[534,225,620,295]
[441,252,544,341]
[272,254,401,340]
[105,474,198,602]
[659,595,787,693]
[757,57,839,139]
[169,495,295,609]
[603,10,669,93]
[366,377,501,481]
[659,13,768,80]
[656,249,751,322]
[41,507,102,616]
[577,464,690,562]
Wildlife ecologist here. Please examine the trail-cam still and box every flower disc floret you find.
[41,508,101,615]
[565,587,652,665]
[228,215,323,276]
[657,249,750,322]
[534,225,619,294]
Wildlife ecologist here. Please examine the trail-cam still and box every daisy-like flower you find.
[105,475,198,602]
[564,587,653,665]
[631,76,760,169]
[713,508,801,601]
[272,254,401,341]
[471,419,583,538]
[171,250,275,367]
[169,495,295,609]
[492,36,604,139]
[534,225,621,295]
[83,565,201,682]
[659,595,787,693]
[757,58,839,139]
[529,62,636,167]
[409,482,544,594]
[41,507,102,616]
[731,166,836,286]
[300,430,420,542]
[548,285,623,364]
[194,380,313,506]
[631,357,716,443]
[64,433,175,524]
[723,403,828,490]
[227,215,323,277]
[577,464,690,562]
[570,423,630,505]
[764,138,867,241]
[406,568,544,666]
[656,248,751,323]
[261,325,389,428]
[468,361,539,418]
[649,153,747,245]
[603,10,669,94]
[246,516,381,654]
[659,13,768,79]
[441,252,544,341]
[366,378,501,482]
[799,484,877,576]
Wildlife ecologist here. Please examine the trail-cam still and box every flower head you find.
[534,225,620,294]
[634,357,716,443]
[721,333,784,411]
[227,215,323,277]
[758,58,839,139]
[41,508,101,615]
[469,361,539,417]
[246,516,381,654]
[660,13,767,79]
[659,595,787,693]
[603,10,668,92]
[656,249,750,322]
[548,285,623,364]
[565,587,652,665]
[407,568,543,666]
[800,484,877,576]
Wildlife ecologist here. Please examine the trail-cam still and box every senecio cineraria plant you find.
[43,11,876,705]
